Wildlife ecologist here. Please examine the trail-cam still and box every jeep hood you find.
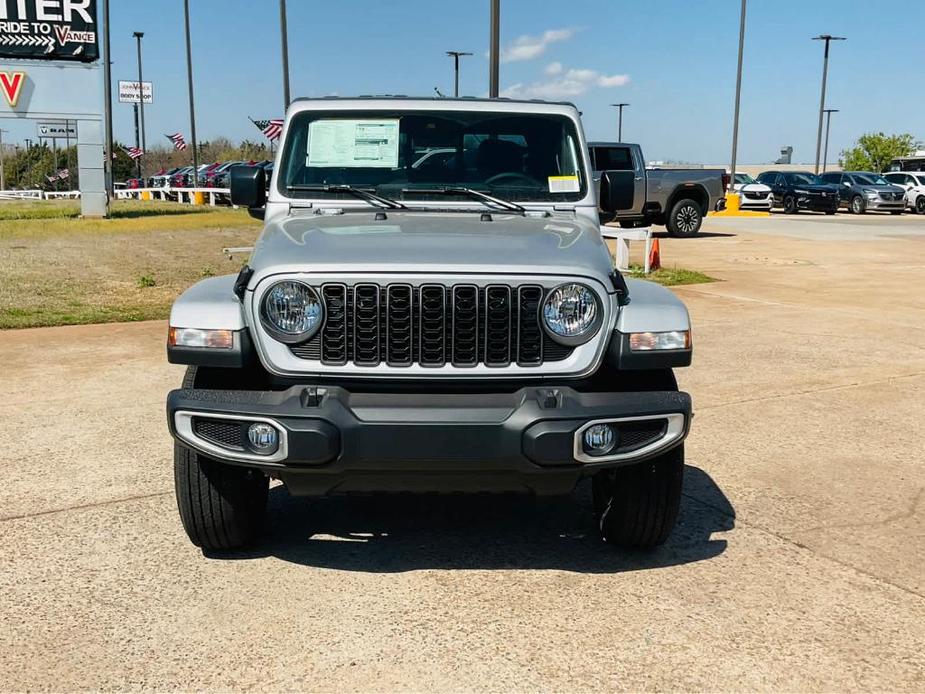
[247,211,615,289]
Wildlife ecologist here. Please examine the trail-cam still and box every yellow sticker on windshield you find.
[548,175,579,193]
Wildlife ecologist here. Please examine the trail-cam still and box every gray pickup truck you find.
[590,142,727,236]
[166,97,694,553]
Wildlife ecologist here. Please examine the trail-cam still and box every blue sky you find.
[10,0,923,164]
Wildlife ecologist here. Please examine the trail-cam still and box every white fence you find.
[115,187,232,207]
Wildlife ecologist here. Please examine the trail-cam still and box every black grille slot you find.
[386,284,413,366]
[616,420,668,453]
[516,285,544,366]
[353,284,380,366]
[321,284,348,365]
[484,285,512,366]
[452,285,479,366]
[419,284,446,366]
[193,418,244,450]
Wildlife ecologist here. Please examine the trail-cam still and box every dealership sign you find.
[37,120,75,138]
[117,80,153,104]
[0,0,99,62]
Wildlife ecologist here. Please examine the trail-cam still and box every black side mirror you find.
[599,170,635,213]
[230,165,267,219]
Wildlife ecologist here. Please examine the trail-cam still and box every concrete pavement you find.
[1,216,924,691]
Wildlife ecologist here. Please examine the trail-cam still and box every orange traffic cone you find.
[648,238,661,272]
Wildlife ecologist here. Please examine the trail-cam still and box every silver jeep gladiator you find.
[166,97,693,552]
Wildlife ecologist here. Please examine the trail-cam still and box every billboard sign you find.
[37,120,76,138]
[117,80,153,104]
[0,0,99,62]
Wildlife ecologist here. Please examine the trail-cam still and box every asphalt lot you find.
[1,213,924,691]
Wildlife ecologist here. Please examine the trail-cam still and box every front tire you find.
[850,195,866,214]
[915,196,925,215]
[665,199,702,237]
[783,194,798,214]
[592,445,684,549]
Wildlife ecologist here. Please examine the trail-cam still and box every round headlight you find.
[542,283,601,345]
[261,281,324,342]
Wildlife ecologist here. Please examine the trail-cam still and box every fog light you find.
[583,424,617,456]
[247,422,279,454]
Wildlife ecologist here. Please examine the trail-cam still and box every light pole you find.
[280,0,291,110]
[822,108,838,173]
[446,51,473,97]
[489,0,500,97]
[0,128,7,190]
[812,34,846,174]
[183,0,200,187]
[102,0,114,199]
[728,0,747,192]
[611,103,629,141]
[133,31,146,177]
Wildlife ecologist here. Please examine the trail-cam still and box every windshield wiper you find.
[404,186,526,215]
[286,184,407,210]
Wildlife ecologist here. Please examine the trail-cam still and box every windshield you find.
[735,173,756,184]
[277,109,586,204]
[788,173,824,185]
[853,173,889,186]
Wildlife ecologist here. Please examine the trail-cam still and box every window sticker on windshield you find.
[548,175,579,193]
[307,119,400,168]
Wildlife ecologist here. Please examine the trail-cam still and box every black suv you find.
[756,171,840,214]
[819,171,905,215]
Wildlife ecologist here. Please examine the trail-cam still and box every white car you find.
[733,172,773,210]
[883,171,925,215]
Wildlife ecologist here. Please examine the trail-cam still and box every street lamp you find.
[489,0,500,98]
[728,0,747,192]
[610,103,629,141]
[183,0,200,187]
[812,34,846,174]
[102,0,114,199]
[279,0,291,110]
[132,31,146,176]
[446,51,473,97]
[822,108,838,173]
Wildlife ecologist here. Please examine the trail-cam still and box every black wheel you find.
[782,194,798,214]
[173,367,269,551]
[665,199,702,237]
[850,195,866,214]
[592,445,684,549]
[916,197,925,215]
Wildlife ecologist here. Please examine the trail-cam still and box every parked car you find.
[755,171,840,214]
[204,161,242,187]
[589,142,727,236]
[733,172,772,210]
[819,171,905,215]
[166,96,695,552]
[883,171,925,215]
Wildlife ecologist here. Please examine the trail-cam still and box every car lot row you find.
[734,170,925,215]
[124,159,274,192]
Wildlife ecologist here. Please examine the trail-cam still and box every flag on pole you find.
[166,132,188,151]
[250,118,284,142]
[57,168,70,180]
[124,146,144,160]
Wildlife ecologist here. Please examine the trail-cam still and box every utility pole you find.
[812,34,846,174]
[183,0,200,187]
[133,31,146,178]
[133,102,141,179]
[0,128,7,190]
[728,0,747,191]
[446,51,473,97]
[489,0,500,97]
[279,0,291,110]
[822,108,838,173]
[102,0,114,199]
[611,103,629,142]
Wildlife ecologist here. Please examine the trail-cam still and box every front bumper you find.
[865,198,905,211]
[167,385,692,496]
[797,195,839,211]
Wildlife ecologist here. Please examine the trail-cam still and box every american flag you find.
[166,132,188,151]
[251,118,284,142]
[124,146,144,160]
[57,168,70,180]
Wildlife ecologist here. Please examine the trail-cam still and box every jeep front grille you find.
[290,283,571,368]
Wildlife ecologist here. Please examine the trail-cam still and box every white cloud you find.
[499,28,576,63]
[500,67,630,100]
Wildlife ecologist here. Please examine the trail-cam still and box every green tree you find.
[840,132,918,172]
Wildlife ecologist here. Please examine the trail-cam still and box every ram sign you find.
[0,0,99,62]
